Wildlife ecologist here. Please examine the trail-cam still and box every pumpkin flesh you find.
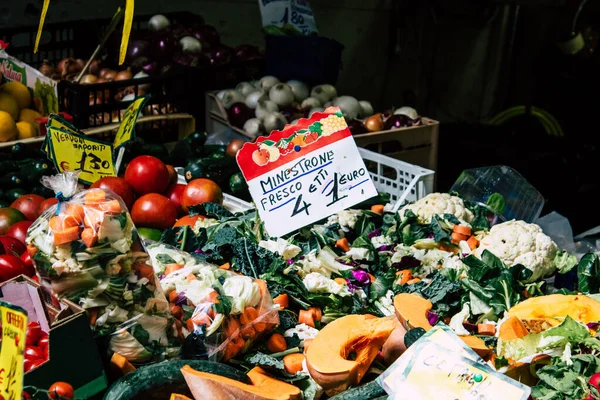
[305,315,396,395]
[393,293,433,331]
[170,394,193,400]
[508,294,600,325]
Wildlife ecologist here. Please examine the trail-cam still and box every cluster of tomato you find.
[21,381,74,400]
[23,321,50,372]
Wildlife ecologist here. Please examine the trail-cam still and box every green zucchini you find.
[103,360,250,400]
[0,173,26,189]
[184,157,237,188]
[328,380,386,400]
[0,199,9,208]
[0,160,19,175]
[30,185,54,198]
[229,172,250,200]
[4,188,27,202]
[11,142,44,160]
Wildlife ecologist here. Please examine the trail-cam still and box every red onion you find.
[193,25,220,48]
[126,39,151,62]
[384,114,412,130]
[462,321,478,333]
[208,45,232,66]
[234,44,262,61]
[227,102,252,129]
[347,119,368,135]
[153,33,179,62]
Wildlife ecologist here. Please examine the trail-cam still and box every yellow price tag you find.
[114,95,149,149]
[0,301,28,400]
[47,127,116,185]
[42,114,82,155]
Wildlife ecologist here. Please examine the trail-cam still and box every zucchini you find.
[0,173,26,189]
[103,360,250,400]
[184,157,237,188]
[30,185,54,198]
[0,160,19,175]
[0,199,9,208]
[19,159,52,183]
[4,188,27,202]
[229,172,250,200]
[328,380,386,400]
[11,142,44,160]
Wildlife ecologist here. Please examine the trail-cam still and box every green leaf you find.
[245,352,284,372]
[461,255,494,281]
[213,295,233,316]
[188,203,234,220]
[577,253,600,294]
[429,215,451,243]
[442,214,461,225]
[155,254,177,265]
[555,250,578,274]
[404,327,427,348]
[470,204,490,232]
[285,333,302,349]
[486,193,506,215]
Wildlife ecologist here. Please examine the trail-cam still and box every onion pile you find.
[216,76,421,136]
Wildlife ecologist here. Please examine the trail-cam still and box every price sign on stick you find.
[42,114,82,154]
[0,301,28,400]
[113,95,149,149]
[47,126,116,185]
[236,107,377,237]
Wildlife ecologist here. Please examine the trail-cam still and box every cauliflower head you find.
[474,220,558,281]
[398,193,473,224]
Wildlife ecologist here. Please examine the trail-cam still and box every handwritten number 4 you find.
[291,194,311,217]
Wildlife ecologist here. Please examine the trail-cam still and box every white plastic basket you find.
[358,147,435,212]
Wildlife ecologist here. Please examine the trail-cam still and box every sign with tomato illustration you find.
[0,301,28,400]
[236,107,377,237]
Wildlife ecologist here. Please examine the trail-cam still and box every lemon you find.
[16,121,38,139]
[0,93,19,120]
[18,108,42,123]
[1,81,31,109]
[0,110,18,142]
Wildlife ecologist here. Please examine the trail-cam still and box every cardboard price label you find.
[236,107,377,237]
[47,126,116,185]
[113,95,149,149]
[0,301,28,400]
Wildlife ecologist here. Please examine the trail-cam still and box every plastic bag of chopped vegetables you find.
[147,242,280,361]
[26,171,179,364]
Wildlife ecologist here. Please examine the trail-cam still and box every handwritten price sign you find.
[236,107,377,237]
[0,301,28,400]
[113,95,149,150]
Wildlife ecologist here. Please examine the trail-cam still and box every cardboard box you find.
[0,275,107,399]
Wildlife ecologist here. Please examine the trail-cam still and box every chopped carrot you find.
[298,309,315,328]
[170,305,183,320]
[477,324,496,336]
[256,279,268,298]
[273,293,289,309]
[303,338,313,353]
[174,319,184,342]
[335,238,350,252]
[84,208,104,229]
[26,244,38,257]
[397,270,412,285]
[168,291,179,303]
[186,318,195,332]
[451,232,468,244]
[240,307,259,326]
[62,215,81,229]
[283,353,305,374]
[307,307,322,322]
[85,190,106,204]
[407,278,421,284]
[240,324,257,340]
[368,273,376,283]
[222,337,245,362]
[54,226,81,245]
[467,236,479,250]
[165,264,184,275]
[88,308,99,326]
[334,277,347,286]
[219,262,230,270]
[267,333,287,353]
[49,216,63,231]
[81,228,98,248]
[224,317,241,337]
[207,290,219,304]
[453,225,472,236]
[110,352,137,376]
[439,244,452,252]
[65,203,85,223]
[371,204,385,214]
[134,263,155,281]
[186,273,198,282]
[100,200,122,214]
[192,312,212,328]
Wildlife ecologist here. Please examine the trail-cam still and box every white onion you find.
[245,90,267,109]
[243,118,265,137]
[260,76,280,91]
[263,112,288,133]
[269,83,295,107]
[250,80,260,88]
[394,106,419,120]
[133,71,151,91]
[179,36,202,54]
[287,80,309,102]
[358,101,374,118]
[149,14,170,32]
[255,100,279,120]
[311,84,337,104]
[309,107,324,117]
[236,82,256,97]
[221,90,245,109]
[216,90,228,100]
[301,97,321,109]
[333,96,361,120]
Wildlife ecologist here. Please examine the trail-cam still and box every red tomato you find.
[124,155,170,195]
[181,179,223,212]
[26,321,42,345]
[20,251,34,275]
[49,382,74,399]
[10,194,45,221]
[166,164,178,185]
[90,177,135,209]
[38,336,50,350]
[0,254,27,282]
[25,346,43,360]
[0,236,26,256]
[131,194,177,229]
[5,221,33,246]
[38,198,58,216]
[23,358,34,372]
[173,215,205,228]
[28,358,46,371]
[0,207,27,235]
[165,184,186,216]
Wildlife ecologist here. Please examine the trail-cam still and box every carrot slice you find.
[186,273,198,282]
[186,318,195,332]
[170,304,183,319]
[370,204,385,214]
[26,244,38,257]
[307,307,322,322]
[192,312,212,328]
[85,190,106,204]
[88,308,99,326]
[333,277,347,286]
[219,262,230,270]
[453,225,472,236]
[100,200,122,214]
[478,324,496,336]
[267,333,287,353]
[168,291,179,303]
[110,352,136,376]
[134,263,155,281]
[283,354,305,374]
[368,273,376,283]
[207,290,219,304]
[335,238,350,252]
[81,227,98,248]
[54,226,80,245]
[273,294,289,309]
[240,307,258,326]
[451,232,468,244]
[397,269,412,285]
[224,317,241,337]
[49,216,63,231]
[407,278,421,284]
[467,236,479,250]
[65,203,85,223]
[84,208,104,229]
[298,309,315,328]
[241,324,257,340]
[165,264,184,275]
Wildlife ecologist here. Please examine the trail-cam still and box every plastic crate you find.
[358,148,435,211]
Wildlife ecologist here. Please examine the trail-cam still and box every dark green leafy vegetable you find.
[404,327,427,348]
[577,253,600,294]
[531,354,600,400]
[188,202,234,220]
[486,193,506,215]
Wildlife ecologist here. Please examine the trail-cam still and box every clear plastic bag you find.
[147,243,280,361]
[26,172,178,363]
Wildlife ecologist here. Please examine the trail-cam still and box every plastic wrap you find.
[147,243,279,361]
[26,172,178,363]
